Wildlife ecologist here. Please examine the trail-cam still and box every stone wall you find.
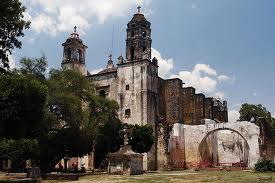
[204,98,213,120]
[164,79,183,125]
[174,121,260,168]
[213,99,228,122]
[182,87,195,125]
[194,94,205,125]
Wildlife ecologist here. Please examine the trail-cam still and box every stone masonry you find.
[60,7,229,171]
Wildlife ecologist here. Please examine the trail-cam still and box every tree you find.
[0,0,30,72]
[239,103,272,122]
[0,139,39,171]
[19,55,48,81]
[39,69,123,171]
[86,95,123,168]
[38,69,94,171]
[128,124,154,154]
[0,74,48,139]
[239,103,275,139]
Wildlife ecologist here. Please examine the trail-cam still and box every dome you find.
[131,13,147,22]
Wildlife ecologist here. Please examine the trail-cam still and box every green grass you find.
[44,170,275,183]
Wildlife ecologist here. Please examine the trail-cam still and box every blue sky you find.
[12,0,275,120]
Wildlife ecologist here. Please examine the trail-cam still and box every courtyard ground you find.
[44,170,275,183]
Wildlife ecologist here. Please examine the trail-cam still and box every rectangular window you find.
[125,109,131,118]
[126,84,130,90]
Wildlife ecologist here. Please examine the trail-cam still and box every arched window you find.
[66,49,71,60]
[126,84,130,90]
[78,49,83,62]
[99,90,106,98]
[143,46,147,52]
[130,47,135,60]
[131,31,135,37]
[142,31,146,37]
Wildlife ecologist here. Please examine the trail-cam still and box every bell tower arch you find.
[61,26,88,75]
[126,7,152,61]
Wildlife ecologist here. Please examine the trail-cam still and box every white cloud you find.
[218,75,231,82]
[152,48,174,78]
[214,92,225,100]
[89,49,229,100]
[90,68,103,75]
[228,110,240,122]
[252,92,257,96]
[271,112,275,118]
[171,64,218,94]
[193,64,217,76]
[23,0,152,36]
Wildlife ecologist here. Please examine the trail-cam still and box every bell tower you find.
[126,6,152,61]
[62,26,88,75]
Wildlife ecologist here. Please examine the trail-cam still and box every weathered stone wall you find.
[169,123,186,169]
[172,121,260,168]
[266,140,275,161]
[88,72,118,101]
[182,87,196,125]
[156,78,169,170]
[62,62,87,76]
[164,79,183,125]
[204,97,213,120]
[116,60,158,170]
[216,131,248,165]
[213,100,228,122]
[194,94,205,125]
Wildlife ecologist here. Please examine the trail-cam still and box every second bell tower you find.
[61,26,88,75]
[126,6,152,61]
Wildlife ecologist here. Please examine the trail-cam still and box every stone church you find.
[61,8,228,170]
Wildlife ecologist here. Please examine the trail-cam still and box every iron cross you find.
[137,5,141,13]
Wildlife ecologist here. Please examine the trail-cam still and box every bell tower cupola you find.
[126,6,152,62]
[62,26,88,75]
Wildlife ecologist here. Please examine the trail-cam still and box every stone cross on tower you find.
[74,26,77,33]
[137,5,141,13]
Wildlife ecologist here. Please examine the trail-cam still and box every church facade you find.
[61,8,228,170]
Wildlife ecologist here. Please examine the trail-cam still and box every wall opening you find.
[198,128,249,168]
[99,90,106,98]
[142,31,146,37]
[125,109,131,118]
[126,84,130,90]
[130,47,135,60]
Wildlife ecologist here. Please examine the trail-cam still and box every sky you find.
[11,0,275,121]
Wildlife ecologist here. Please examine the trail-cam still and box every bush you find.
[255,160,275,172]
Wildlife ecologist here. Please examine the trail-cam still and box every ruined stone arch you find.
[198,127,250,167]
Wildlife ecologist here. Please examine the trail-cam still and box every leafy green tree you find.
[84,94,123,168]
[38,128,94,172]
[19,55,48,81]
[0,74,48,139]
[239,103,271,122]
[39,69,123,171]
[128,124,154,153]
[0,0,30,72]
[239,103,275,139]
[0,139,39,171]
[38,69,94,171]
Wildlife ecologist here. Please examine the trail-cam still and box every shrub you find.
[255,160,275,172]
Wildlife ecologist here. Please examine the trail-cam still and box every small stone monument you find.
[108,127,143,175]
[108,145,143,175]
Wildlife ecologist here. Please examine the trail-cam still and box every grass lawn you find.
[44,170,275,183]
